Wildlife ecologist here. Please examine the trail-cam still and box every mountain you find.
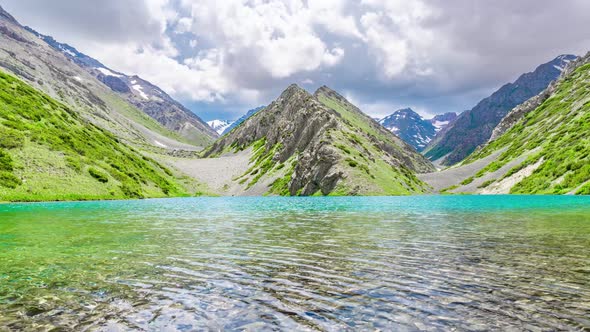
[207,119,234,135]
[0,5,199,151]
[423,54,577,166]
[419,52,590,195]
[203,85,434,196]
[221,106,265,135]
[0,71,190,201]
[429,112,457,132]
[23,26,217,146]
[378,108,456,151]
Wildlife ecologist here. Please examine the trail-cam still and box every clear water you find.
[0,196,589,331]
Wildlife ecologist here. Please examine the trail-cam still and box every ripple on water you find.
[0,196,589,331]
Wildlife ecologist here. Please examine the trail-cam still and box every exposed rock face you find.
[423,54,577,166]
[23,25,217,146]
[206,85,342,195]
[457,51,590,195]
[490,52,590,142]
[205,85,434,196]
[99,75,131,93]
[222,106,265,135]
[0,6,197,151]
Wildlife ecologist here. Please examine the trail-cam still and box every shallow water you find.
[0,196,589,331]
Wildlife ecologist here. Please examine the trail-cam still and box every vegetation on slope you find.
[0,71,190,202]
[314,88,434,173]
[464,61,590,194]
[423,55,576,166]
[206,85,433,196]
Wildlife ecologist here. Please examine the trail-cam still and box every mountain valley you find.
[0,5,589,200]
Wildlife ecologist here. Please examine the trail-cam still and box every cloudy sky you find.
[3,0,590,121]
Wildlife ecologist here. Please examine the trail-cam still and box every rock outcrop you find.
[490,52,590,142]
[423,54,577,166]
[205,85,435,196]
[23,25,217,147]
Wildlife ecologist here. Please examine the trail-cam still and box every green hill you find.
[0,71,192,202]
[457,54,590,194]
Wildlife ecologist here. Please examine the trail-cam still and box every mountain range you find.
[0,5,588,200]
[0,5,207,153]
[23,26,218,146]
[419,52,590,195]
[378,109,456,151]
[202,85,434,196]
[207,120,234,135]
[206,106,265,136]
[423,54,577,165]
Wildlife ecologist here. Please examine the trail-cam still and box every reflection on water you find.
[0,196,589,331]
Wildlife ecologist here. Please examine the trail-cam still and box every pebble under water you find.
[0,196,589,331]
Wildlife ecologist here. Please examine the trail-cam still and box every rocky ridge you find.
[441,52,590,195]
[490,53,590,141]
[0,5,197,151]
[24,26,217,146]
[423,54,577,166]
[204,85,434,196]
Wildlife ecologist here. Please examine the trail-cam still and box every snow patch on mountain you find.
[432,121,450,131]
[207,120,234,135]
[379,109,457,151]
[96,67,122,77]
[132,84,149,100]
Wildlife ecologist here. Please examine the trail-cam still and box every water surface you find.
[1,196,589,331]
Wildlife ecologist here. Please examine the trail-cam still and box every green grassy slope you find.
[463,61,590,194]
[314,87,434,173]
[0,71,191,202]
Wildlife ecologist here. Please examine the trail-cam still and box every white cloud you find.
[180,0,350,80]
[5,0,589,119]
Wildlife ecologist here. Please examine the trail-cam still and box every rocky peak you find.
[313,85,347,103]
[379,108,437,152]
[205,84,434,196]
[278,83,311,101]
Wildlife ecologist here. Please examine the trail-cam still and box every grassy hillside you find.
[423,55,576,166]
[314,87,434,173]
[0,71,192,202]
[462,60,590,194]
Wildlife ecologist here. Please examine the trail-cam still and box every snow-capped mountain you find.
[23,26,218,146]
[221,106,265,135]
[379,109,456,151]
[429,112,458,132]
[207,120,234,135]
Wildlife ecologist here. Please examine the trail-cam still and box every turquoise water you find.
[0,196,589,331]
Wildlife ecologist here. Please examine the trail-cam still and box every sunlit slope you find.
[204,85,434,196]
[461,55,590,194]
[0,71,190,201]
